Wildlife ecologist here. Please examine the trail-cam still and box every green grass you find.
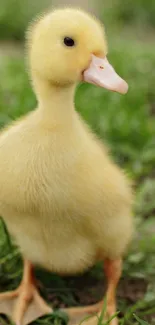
[0,22,155,325]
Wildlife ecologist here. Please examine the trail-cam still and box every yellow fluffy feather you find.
[0,8,134,325]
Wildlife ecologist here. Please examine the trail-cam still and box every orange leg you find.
[0,259,52,325]
[102,258,122,324]
[63,258,122,325]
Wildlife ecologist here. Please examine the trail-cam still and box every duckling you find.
[0,7,133,325]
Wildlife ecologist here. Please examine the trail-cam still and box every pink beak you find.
[83,54,128,94]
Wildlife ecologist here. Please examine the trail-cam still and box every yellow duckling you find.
[0,7,133,325]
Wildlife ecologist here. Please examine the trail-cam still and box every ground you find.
[0,2,155,324]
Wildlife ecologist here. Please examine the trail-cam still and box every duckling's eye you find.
[63,37,75,47]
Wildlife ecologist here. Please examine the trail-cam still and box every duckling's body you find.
[0,100,132,274]
[0,7,133,325]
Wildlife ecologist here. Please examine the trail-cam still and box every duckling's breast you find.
[0,111,132,273]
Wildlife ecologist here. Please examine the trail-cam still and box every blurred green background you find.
[0,1,155,324]
[0,0,155,39]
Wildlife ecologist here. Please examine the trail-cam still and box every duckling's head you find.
[28,8,128,94]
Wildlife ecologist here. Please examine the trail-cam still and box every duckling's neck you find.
[33,75,76,126]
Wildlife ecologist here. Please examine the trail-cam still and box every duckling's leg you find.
[63,258,122,325]
[103,258,122,324]
[0,259,52,325]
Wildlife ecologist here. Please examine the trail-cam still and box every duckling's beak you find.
[83,54,128,94]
